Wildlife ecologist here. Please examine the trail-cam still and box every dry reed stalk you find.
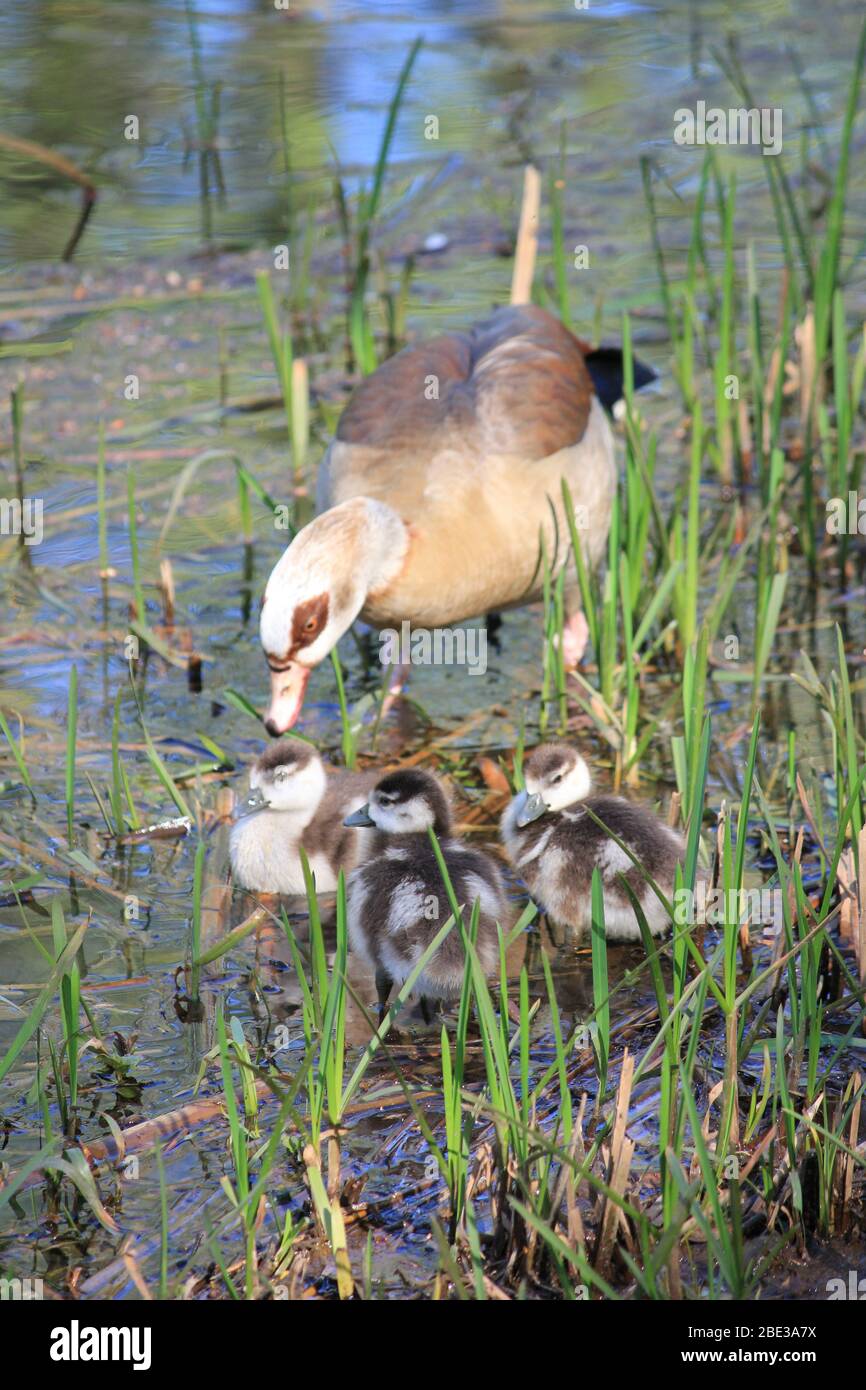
[510,165,541,306]
[0,132,96,259]
[593,1049,635,1278]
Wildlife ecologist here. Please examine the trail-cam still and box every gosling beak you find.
[344,803,376,828]
[236,787,269,819]
[516,791,548,827]
[264,663,310,736]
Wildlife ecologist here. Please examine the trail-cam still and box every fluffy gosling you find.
[501,743,684,942]
[344,768,507,1021]
[230,739,375,895]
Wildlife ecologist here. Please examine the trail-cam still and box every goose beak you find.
[344,803,376,828]
[264,664,310,736]
[516,791,548,827]
[236,787,269,819]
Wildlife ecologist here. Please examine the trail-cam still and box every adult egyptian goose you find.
[343,768,507,1022]
[261,304,651,733]
[229,739,376,895]
[500,743,685,943]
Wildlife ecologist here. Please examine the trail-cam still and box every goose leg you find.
[375,967,393,1024]
[560,610,590,670]
[378,662,410,720]
[544,912,568,951]
[506,998,523,1025]
[485,611,503,651]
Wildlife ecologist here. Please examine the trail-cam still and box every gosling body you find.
[501,743,684,942]
[345,769,507,1017]
[230,740,375,895]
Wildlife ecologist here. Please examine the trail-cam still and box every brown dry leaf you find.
[836,846,858,946]
[477,755,510,793]
[797,308,816,429]
[842,1072,862,1215]
[121,1242,154,1301]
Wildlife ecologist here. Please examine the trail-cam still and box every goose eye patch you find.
[291,593,329,652]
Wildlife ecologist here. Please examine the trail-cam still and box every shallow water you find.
[1,0,865,1298]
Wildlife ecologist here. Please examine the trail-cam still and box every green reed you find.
[216,1000,257,1298]
[330,649,358,770]
[550,124,571,329]
[539,540,567,735]
[589,869,610,1099]
[341,37,422,374]
[794,630,866,858]
[255,269,307,487]
[110,688,139,834]
[126,468,146,622]
[154,1141,170,1299]
[130,677,192,820]
[190,838,205,1002]
[65,664,78,842]
[95,419,108,576]
[0,913,88,1090]
[0,708,34,794]
[51,898,81,1113]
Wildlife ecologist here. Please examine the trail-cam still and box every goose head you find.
[241,738,327,818]
[260,498,408,735]
[514,743,592,825]
[344,768,452,837]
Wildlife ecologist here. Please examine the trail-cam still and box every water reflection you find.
[3,0,861,262]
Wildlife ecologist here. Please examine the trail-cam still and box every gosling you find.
[230,740,375,895]
[344,768,507,1021]
[500,743,684,942]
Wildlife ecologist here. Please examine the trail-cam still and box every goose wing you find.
[333,304,595,465]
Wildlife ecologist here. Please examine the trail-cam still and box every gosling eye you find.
[303,616,319,635]
[551,773,563,785]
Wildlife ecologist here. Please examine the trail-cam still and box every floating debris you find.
[112,816,192,844]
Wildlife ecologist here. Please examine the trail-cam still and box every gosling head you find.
[344,768,452,837]
[515,743,592,826]
[241,738,326,816]
[260,498,407,735]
